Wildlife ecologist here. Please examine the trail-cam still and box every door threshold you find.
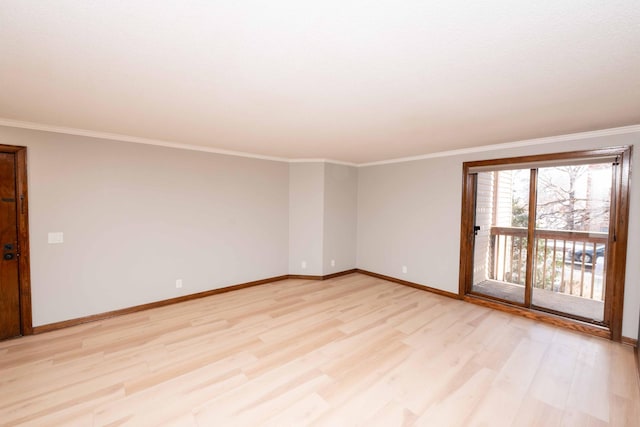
[463,294,611,340]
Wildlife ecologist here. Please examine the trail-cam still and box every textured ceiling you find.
[1,1,639,163]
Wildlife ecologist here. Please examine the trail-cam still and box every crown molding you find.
[0,118,359,167]
[1,117,638,167]
[0,118,290,163]
[358,124,640,167]
[289,158,358,167]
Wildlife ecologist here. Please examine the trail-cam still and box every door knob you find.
[3,253,14,260]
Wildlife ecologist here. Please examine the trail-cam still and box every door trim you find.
[458,146,632,341]
[524,168,538,308]
[0,144,32,336]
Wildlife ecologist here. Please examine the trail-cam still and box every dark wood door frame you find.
[459,146,632,342]
[0,144,32,336]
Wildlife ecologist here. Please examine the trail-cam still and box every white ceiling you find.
[1,1,639,164]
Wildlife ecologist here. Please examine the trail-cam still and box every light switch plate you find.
[48,232,64,244]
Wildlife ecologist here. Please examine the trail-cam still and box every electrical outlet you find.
[301,261,307,269]
[176,279,183,289]
[402,265,407,274]
[331,259,335,267]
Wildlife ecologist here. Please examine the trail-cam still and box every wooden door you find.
[0,152,21,340]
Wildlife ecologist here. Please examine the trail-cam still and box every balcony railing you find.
[489,226,608,301]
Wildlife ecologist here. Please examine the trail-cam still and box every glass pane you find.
[471,169,530,304]
[531,163,612,322]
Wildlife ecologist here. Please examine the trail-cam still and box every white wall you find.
[357,132,640,339]
[288,162,358,276]
[0,126,290,327]
[288,163,324,275]
[323,163,358,275]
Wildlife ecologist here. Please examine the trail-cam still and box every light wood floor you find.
[1,273,638,426]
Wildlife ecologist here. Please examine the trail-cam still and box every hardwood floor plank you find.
[527,341,578,409]
[414,366,495,427]
[363,400,418,427]
[0,273,637,425]
[513,397,565,427]
[565,338,613,423]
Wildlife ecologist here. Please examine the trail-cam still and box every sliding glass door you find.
[531,164,613,322]
[459,147,631,338]
[470,169,530,306]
